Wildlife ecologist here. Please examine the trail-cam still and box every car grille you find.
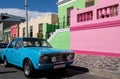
[50,53,67,63]
[40,53,74,64]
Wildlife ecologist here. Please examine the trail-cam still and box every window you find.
[0,43,7,48]
[38,23,43,33]
[23,27,25,37]
[85,0,94,7]
[23,38,52,48]
[67,6,74,26]
[8,39,16,48]
[30,26,33,37]
[15,39,22,48]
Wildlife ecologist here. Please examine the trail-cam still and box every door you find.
[6,39,16,63]
[67,6,74,26]
[12,38,22,66]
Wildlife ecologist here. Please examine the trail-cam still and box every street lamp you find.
[25,0,28,37]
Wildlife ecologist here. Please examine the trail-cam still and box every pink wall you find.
[10,24,19,38]
[70,0,120,57]
[70,0,120,27]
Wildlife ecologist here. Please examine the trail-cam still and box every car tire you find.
[57,67,66,73]
[3,57,9,67]
[23,59,34,78]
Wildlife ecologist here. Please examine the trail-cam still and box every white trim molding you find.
[58,0,77,7]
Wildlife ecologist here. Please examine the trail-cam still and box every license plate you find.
[54,64,65,69]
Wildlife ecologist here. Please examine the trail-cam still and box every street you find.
[0,62,110,79]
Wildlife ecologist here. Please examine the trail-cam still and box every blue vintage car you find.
[0,43,7,60]
[1,38,74,77]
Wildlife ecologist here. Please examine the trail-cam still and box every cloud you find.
[0,8,57,19]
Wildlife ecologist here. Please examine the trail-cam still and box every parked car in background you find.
[1,38,74,77]
[0,43,7,60]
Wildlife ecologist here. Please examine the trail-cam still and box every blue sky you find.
[0,0,58,13]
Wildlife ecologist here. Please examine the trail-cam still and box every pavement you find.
[0,62,111,79]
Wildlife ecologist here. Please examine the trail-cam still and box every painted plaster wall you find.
[70,0,120,56]
[58,0,97,28]
[50,31,70,49]
[0,23,3,40]
[10,24,19,38]
[19,14,58,38]
[70,0,120,27]
[4,27,10,42]
[71,26,120,53]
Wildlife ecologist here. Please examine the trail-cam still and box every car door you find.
[12,38,23,66]
[6,39,17,64]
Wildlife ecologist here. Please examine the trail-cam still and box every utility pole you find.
[25,0,28,37]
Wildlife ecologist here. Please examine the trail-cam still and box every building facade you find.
[70,0,120,78]
[58,0,97,28]
[0,13,25,43]
[19,14,58,39]
[49,0,97,49]
[10,24,19,39]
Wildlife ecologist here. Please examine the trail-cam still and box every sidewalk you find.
[72,54,120,79]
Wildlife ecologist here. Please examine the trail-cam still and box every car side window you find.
[15,39,22,48]
[8,39,16,48]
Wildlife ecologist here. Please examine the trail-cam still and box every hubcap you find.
[4,58,7,66]
[24,62,31,76]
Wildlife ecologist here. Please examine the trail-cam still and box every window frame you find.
[85,0,95,7]
[30,26,33,37]
[15,39,22,48]
[7,39,16,48]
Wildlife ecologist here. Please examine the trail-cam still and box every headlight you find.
[40,55,49,63]
[51,56,56,63]
[67,54,74,61]
[43,56,48,60]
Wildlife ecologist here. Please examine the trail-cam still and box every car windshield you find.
[0,43,7,48]
[23,38,52,48]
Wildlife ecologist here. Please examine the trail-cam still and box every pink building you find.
[70,0,120,78]
[70,0,120,57]
[10,24,19,39]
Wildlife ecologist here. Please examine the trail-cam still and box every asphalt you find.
[0,61,110,79]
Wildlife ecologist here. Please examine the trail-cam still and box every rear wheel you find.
[23,59,34,78]
[3,57,9,67]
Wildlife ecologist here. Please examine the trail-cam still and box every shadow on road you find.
[27,66,89,79]
[0,71,17,74]
[0,59,3,64]
[68,65,89,73]
[0,63,89,79]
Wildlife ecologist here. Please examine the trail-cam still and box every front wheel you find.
[56,67,66,73]
[23,60,34,78]
[3,57,9,67]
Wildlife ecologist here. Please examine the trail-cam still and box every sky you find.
[0,0,58,13]
[0,0,58,19]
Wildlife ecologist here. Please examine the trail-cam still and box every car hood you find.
[27,47,73,55]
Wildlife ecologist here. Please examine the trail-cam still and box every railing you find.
[47,28,70,42]
[97,4,119,19]
[77,11,93,22]
[70,3,120,26]
[58,17,70,28]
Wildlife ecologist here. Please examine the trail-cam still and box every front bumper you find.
[34,61,73,70]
